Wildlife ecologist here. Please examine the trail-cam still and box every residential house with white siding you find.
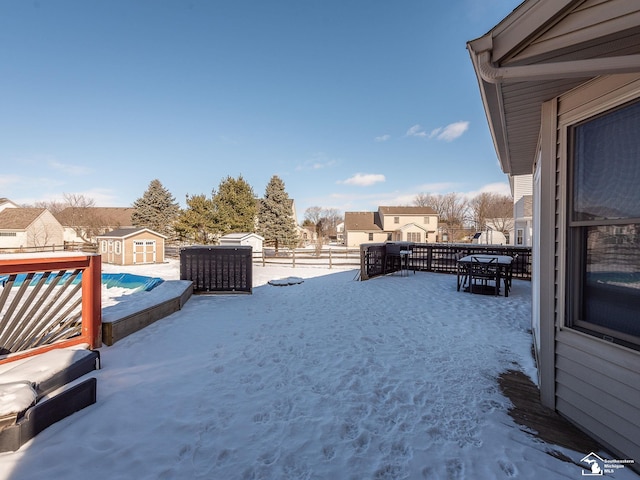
[0,208,64,251]
[468,0,640,466]
[511,174,533,246]
[344,206,438,247]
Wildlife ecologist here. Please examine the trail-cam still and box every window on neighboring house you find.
[115,241,121,254]
[0,232,17,237]
[368,233,374,241]
[516,229,524,245]
[394,217,399,224]
[567,98,640,349]
[407,232,421,242]
[387,233,392,241]
[424,216,430,224]
[101,240,107,253]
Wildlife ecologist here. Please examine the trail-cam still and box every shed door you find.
[133,240,156,264]
[107,240,115,264]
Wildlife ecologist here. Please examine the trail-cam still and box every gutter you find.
[475,50,640,84]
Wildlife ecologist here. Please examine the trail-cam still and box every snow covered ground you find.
[0,259,637,479]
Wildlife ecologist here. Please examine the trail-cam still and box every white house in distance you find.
[468,0,640,465]
[0,207,64,251]
[55,207,135,243]
[0,198,19,214]
[343,206,438,247]
[511,174,533,246]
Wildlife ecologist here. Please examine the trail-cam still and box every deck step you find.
[0,378,97,452]
[0,348,100,452]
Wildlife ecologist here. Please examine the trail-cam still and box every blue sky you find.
[0,0,521,222]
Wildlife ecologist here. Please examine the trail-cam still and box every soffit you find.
[469,0,640,175]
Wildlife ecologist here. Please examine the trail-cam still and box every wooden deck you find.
[498,369,602,460]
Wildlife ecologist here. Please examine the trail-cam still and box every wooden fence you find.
[0,253,102,364]
[257,247,361,268]
[360,242,532,281]
[0,242,98,255]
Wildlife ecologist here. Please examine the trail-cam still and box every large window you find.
[567,99,640,348]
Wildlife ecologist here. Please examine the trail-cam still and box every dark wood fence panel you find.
[180,246,253,294]
[360,243,532,281]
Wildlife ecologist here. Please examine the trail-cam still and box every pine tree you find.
[131,179,181,237]
[174,194,215,244]
[258,175,298,251]
[211,175,257,235]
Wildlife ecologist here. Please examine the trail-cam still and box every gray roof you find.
[97,227,166,239]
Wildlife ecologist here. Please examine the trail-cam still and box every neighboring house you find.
[0,198,19,214]
[468,0,640,465]
[96,227,165,265]
[344,206,438,247]
[511,175,533,246]
[0,208,64,251]
[55,207,135,243]
[470,229,507,245]
[297,225,318,246]
[219,232,264,253]
[336,222,344,244]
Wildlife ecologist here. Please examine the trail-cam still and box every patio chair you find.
[469,256,499,295]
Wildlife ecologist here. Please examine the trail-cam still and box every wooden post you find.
[82,254,102,348]
[329,249,332,269]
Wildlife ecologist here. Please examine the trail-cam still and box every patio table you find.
[456,254,514,297]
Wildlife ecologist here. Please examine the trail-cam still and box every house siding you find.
[510,0,640,64]
[549,74,640,462]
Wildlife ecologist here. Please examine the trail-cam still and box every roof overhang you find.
[467,0,640,175]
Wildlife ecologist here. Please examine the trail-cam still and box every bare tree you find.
[32,199,66,215]
[415,192,469,241]
[56,193,100,242]
[469,192,514,242]
[303,206,343,244]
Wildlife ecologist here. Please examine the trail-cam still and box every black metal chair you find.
[469,256,499,295]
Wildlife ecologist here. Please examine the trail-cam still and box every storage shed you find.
[219,233,264,253]
[97,227,166,265]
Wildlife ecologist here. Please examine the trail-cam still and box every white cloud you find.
[48,160,92,176]
[375,134,391,142]
[431,121,469,142]
[295,153,337,171]
[339,173,386,187]
[405,124,428,138]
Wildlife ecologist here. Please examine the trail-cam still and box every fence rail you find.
[0,253,102,364]
[257,247,361,268]
[360,242,532,281]
[0,242,98,255]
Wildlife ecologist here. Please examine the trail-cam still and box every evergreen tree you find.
[174,194,216,244]
[131,179,181,237]
[258,175,298,251]
[211,175,257,235]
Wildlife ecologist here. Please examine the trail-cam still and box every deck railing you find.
[0,253,102,364]
[360,242,532,281]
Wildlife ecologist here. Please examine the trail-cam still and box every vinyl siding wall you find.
[549,74,640,462]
